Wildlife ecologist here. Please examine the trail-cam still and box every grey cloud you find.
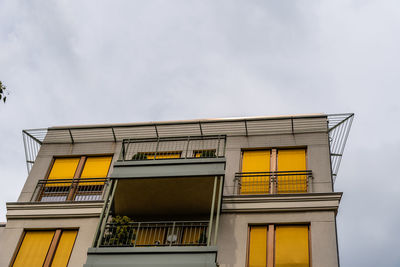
[0,0,399,266]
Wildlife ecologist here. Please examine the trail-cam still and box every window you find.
[248,225,309,267]
[12,229,78,267]
[240,149,307,194]
[39,156,112,202]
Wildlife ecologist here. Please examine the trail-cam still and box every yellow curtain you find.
[146,152,181,159]
[241,151,270,194]
[51,230,78,267]
[135,227,167,246]
[182,227,203,245]
[80,156,112,186]
[13,231,55,267]
[277,149,307,193]
[248,226,267,267]
[275,226,309,267]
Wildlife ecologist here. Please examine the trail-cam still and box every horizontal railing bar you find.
[123,135,226,143]
[106,221,209,225]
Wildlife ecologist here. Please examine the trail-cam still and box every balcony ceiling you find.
[113,176,221,220]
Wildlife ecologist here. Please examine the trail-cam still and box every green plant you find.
[106,215,134,246]
[198,150,216,158]
[131,153,147,160]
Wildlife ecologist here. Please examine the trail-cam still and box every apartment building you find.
[0,113,354,267]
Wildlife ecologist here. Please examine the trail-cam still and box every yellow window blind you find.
[277,149,307,193]
[275,226,309,267]
[48,158,80,179]
[47,158,80,186]
[51,230,78,267]
[248,226,268,267]
[241,151,270,194]
[80,156,112,186]
[80,156,112,178]
[13,231,55,267]
[277,149,306,171]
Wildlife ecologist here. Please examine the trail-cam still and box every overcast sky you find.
[0,0,399,266]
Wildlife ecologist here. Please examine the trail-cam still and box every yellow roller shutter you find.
[51,230,78,267]
[277,149,307,193]
[48,158,80,180]
[241,151,270,194]
[47,158,80,187]
[80,156,112,178]
[13,231,55,267]
[80,156,112,186]
[275,226,309,267]
[248,226,267,267]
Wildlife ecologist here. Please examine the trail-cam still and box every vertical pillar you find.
[207,176,217,246]
[213,176,223,245]
[95,179,118,247]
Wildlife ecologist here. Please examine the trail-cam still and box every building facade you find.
[0,113,353,267]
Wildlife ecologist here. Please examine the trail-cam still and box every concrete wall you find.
[216,211,339,267]
[18,141,120,202]
[5,127,336,266]
[223,133,332,195]
[0,217,100,267]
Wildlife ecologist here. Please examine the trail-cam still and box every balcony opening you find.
[95,176,223,248]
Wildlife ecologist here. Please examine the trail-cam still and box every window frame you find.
[240,147,308,194]
[246,223,311,267]
[10,228,78,267]
[38,155,113,202]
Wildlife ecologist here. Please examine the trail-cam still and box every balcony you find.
[101,220,209,247]
[112,136,226,179]
[227,171,313,195]
[31,178,109,202]
[120,135,226,161]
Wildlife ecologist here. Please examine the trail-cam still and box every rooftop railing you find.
[31,178,109,202]
[120,135,226,161]
[101,221,209,247]
[226,171,313,195]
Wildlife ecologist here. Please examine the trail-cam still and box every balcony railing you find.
[31,178,109,202]
[120,135,226,161]
[101,221,209,247]
[228,171,313,195]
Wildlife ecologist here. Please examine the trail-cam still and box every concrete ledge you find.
[88,246,218,254]
[85,246,218,267]
[6,201,104,219]
[222,192,342,213]
[111,158,226,178]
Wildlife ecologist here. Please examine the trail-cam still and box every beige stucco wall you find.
[6,124,338,266]
[18,141,120,202]
[223,133,333,195]
[216,211,338,267]
[0,216,100,267]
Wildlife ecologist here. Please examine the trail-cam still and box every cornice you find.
[6,201,104,220]
[222,192,342,213]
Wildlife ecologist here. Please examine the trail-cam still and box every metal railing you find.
[227,171,313,195]
[120,135,226,161]
[31,178,109,202]
[101,221,209,247]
